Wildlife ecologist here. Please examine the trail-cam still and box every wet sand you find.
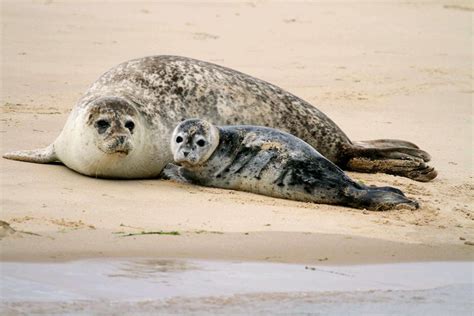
[1,1,473,265]
[1,229,472,264]
[1,259,472,314]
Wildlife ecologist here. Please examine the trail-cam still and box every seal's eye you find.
[125,121,135,131]
[96,120,110,133]
[196,139,206,147]
[176,136,183,143]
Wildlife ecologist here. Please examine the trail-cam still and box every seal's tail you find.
[343,139,437,182]
[348,184,419,211]
[3,144,58,164]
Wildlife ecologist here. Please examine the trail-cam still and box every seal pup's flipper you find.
[367,185,405,196]
[348,186,419,211]
[344,141,437,182]
[159,163,192,183]
[3,144,58,164]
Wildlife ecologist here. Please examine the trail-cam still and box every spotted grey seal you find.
[3,55,436,181]
[170,119,419,211]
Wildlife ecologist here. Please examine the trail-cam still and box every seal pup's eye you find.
[96,120,110,132]
[125,121,135,131]
[196,139,206,147]
[176,136,183,143]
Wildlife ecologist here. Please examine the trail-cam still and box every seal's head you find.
[86,96,141,156]
[53,95,161,178]
[171,119,219,167]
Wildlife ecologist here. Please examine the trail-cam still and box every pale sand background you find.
[0,0,473,263]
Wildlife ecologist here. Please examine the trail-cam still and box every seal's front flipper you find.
[344,141,437,182]
[3,144,58,164]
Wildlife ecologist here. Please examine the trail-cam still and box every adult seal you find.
[3,55,436,181]
[170,119,419,211]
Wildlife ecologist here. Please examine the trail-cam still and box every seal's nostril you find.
[183,151,189,157]
[118,136,126,144]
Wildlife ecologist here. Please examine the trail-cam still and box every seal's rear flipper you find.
[347,156,437,182]
[3,144,58,164]
[351,158,437,182]
[353,139,420,150]
[344,140,437,182]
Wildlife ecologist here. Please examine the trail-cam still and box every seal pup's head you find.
[85,96,141,156]
[171,119,220,167]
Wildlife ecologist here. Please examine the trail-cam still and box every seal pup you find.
[170,119,419,211]
[3,56,436,181]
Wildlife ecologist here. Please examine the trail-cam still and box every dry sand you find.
[0,0,473,264]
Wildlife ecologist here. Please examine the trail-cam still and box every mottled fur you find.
[4,56,436,181]
[171,119,419,211]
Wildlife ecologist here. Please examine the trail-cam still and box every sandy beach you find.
[1,0,473,265]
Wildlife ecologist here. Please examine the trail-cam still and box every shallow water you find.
[1,259,473,315]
